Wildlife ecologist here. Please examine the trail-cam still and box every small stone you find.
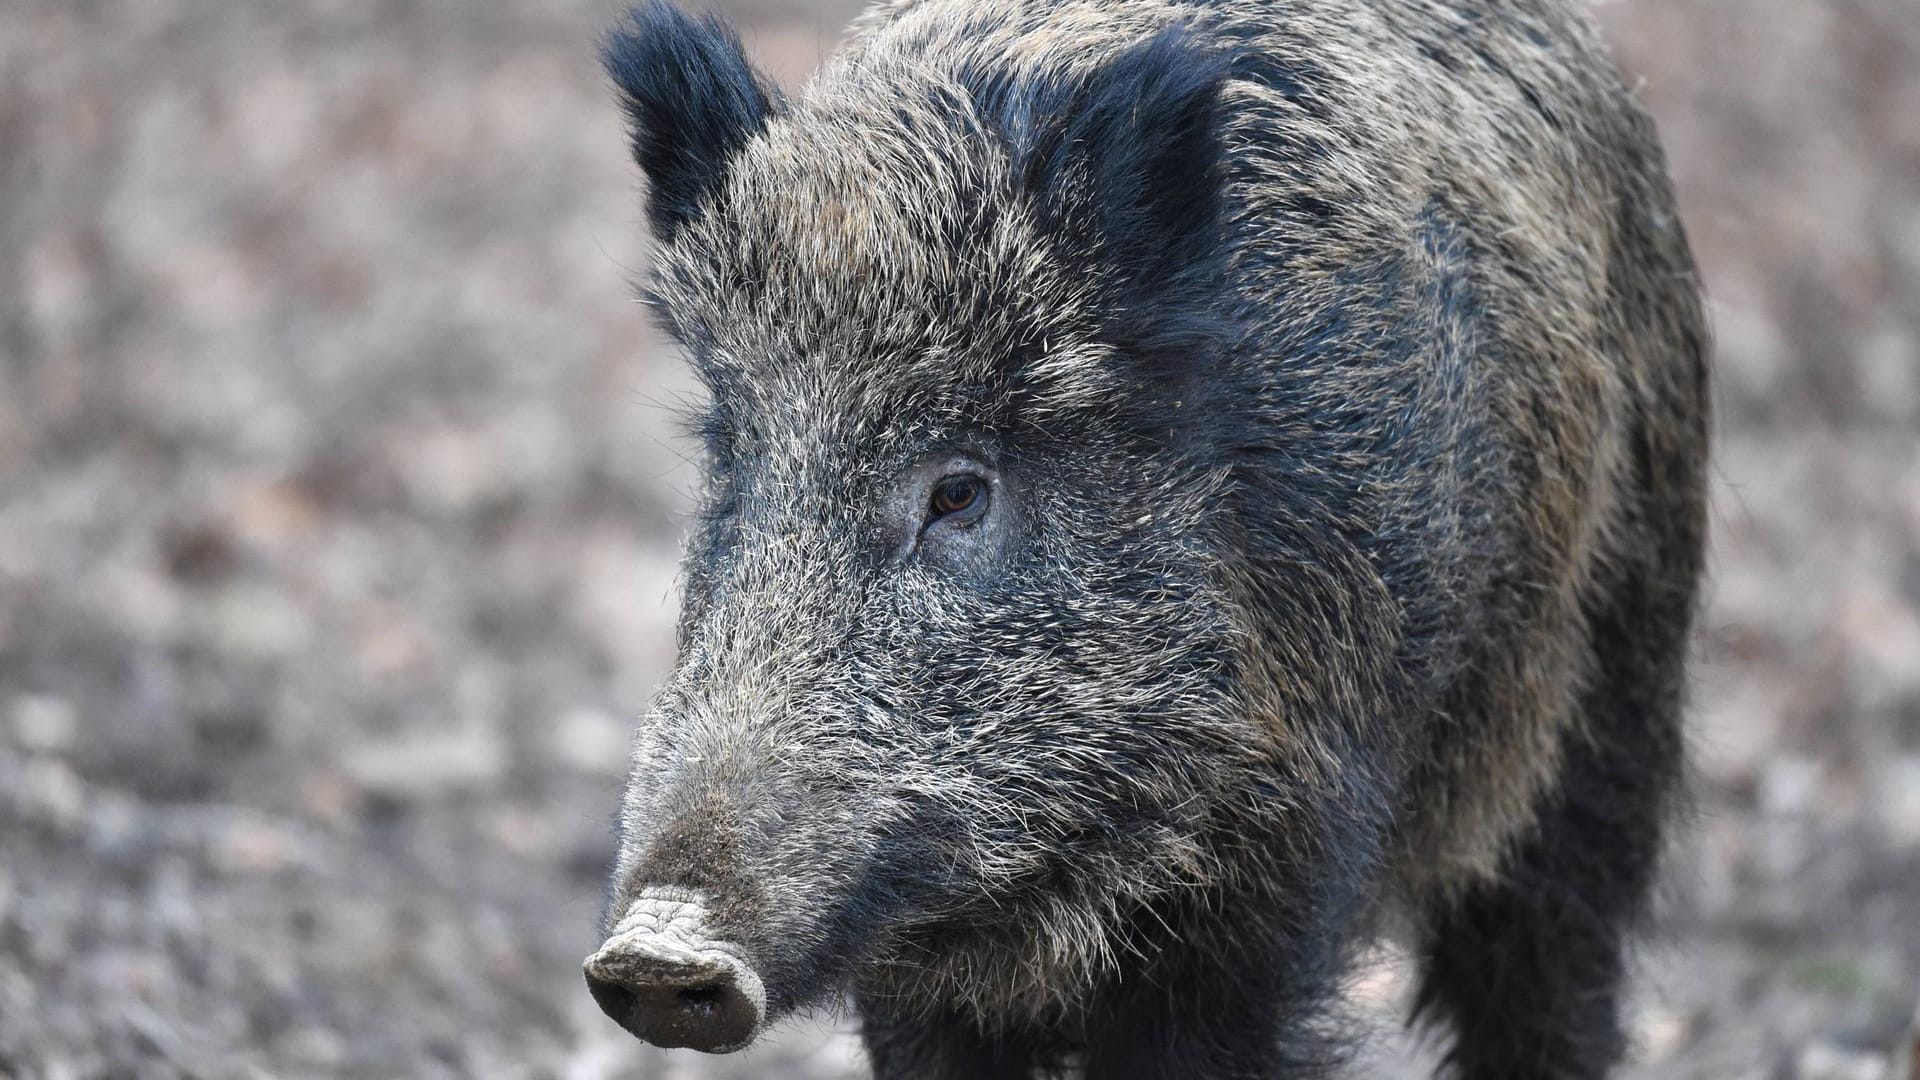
[228,478,320,551]
[1872,756,1920,848]
[554,706,629,775]
[340,726,507,802]
[299,769,360,830]
[488,805,554,858]
[1796,1041,1887,1080]
[12,694,77,754]
[202,582,313,660]
[18,756,88,831]
[276,1025,348,1069]
[1759,756,1824,818]
[211,819,300,875]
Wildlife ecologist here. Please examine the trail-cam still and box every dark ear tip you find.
[600,0,781,242]
[599,0,745,99]
[600,0,664,62]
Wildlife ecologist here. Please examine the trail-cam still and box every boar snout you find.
[583,889,766,1053]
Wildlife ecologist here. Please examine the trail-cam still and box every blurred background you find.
[1,0,1916,1077]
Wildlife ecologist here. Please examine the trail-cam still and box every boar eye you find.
[927,475,987,526]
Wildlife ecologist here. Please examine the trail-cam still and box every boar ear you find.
[602,1,784,243]
[998,25,1233,288]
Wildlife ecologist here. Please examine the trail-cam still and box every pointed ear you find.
[995,26,1232,290]
[602,1,783,243]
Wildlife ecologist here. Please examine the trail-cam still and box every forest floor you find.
[2,1,1916,1077]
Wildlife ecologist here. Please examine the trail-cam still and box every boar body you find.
[585,1,1708,1076]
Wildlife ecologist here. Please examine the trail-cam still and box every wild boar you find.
[582,1,1708,1076]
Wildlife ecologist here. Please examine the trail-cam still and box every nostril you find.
[583,971,643,1030]
[585,969,758,1052]
[677,984,725,1017]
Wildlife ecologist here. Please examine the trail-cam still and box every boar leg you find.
[1079,898,1355,1079]
[1413,551,1688,1079]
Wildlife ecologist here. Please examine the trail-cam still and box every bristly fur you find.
[596,0,1709,1077]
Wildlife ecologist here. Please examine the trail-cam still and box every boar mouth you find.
[583,889,767,1053]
